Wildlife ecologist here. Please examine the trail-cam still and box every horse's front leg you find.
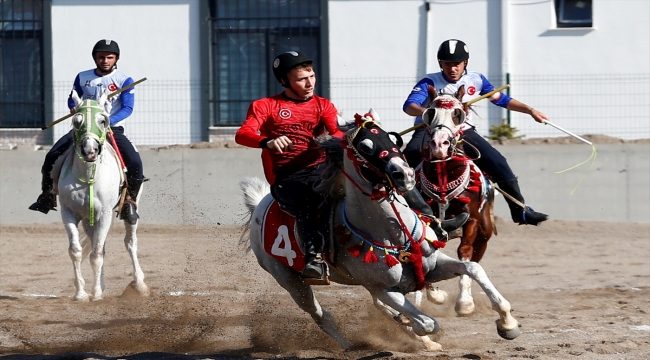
[88,213,111,301]
[122,221,150,296]
[63,209,88,302]
[369,286,440,337]
[456,218,480,315]
[372,296,442,351]
[429,253,520,340]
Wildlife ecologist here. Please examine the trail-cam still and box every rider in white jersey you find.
[29,40,144,225]
[403,39,548,226]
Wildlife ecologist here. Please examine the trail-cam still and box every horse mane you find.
[316,135,346,201]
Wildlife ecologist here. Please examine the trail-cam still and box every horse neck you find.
[343,180,419,247]
[421,156,468,181]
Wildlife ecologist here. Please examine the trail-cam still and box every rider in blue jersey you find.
[403,39,548,226]
[29,39,144,225]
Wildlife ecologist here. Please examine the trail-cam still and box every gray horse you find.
[240,110,519,350]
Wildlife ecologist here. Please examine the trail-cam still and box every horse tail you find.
[238,177,270,251]
[79,229,92,262]
[239,176,269,213]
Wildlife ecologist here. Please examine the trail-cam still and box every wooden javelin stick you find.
[465,84,510,106]
[41,77,147,130]
[397,84,511,136]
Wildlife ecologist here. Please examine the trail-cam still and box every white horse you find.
[53,91,149,301]
[240,110,519,350]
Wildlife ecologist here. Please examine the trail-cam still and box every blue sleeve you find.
[403,77,434,125]
[109,77,134,125]
[479,74,511,108]
[67,75,82,109]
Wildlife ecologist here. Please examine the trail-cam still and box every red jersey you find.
[235,93,344,184]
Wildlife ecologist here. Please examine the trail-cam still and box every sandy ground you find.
[1,218,649,360]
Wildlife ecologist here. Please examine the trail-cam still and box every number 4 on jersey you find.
[271,225,297,266]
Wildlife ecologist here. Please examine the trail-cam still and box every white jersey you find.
[70,69,135,128]
[404,70,511,129]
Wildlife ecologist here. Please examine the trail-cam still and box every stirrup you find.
[28,193,57,214]
[302,257,330,285]
[119,199,139,225]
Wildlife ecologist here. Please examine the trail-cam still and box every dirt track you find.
[1,218,649,359]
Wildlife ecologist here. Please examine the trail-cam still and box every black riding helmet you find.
[92,39,120,59]
[272,51,313,88]
[437,39,469,62]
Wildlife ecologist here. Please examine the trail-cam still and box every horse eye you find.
[358,138,375,154]
[72,114,84,128]
[453,109,466,126]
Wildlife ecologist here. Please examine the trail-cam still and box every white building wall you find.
[328,0,424,136]
[329,0,650,140]
[51,0,201,145]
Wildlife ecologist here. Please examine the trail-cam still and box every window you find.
[208,0,326,126]
[555,0,592,28]
[0,0,44,128]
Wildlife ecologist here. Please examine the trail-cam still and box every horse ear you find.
[456,85,466,102]
[337,115,356,132]
[70,89,82,108]
[98,89,109,109]
[367,108,382,126]
[427,85,437,99]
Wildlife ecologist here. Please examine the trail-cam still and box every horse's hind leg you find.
[429,253,520,340]
[266,261,349,350]
[122,221,149,296]
[63,210,88,301]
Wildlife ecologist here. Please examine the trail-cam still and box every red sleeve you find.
[320,98,345,138]
[235,101,267,148]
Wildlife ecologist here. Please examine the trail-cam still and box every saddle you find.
[261,200,333,285]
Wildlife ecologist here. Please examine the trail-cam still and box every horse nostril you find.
[443,140,450,146]
[391,171,405,180]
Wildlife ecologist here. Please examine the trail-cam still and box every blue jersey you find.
[68,69,135,127]
[403,71,511,127]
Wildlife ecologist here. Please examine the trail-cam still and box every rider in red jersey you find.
[236,51,343,279]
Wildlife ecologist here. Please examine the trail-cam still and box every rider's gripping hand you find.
[267,135,294,154]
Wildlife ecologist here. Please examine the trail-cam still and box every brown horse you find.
[415,85,496,315]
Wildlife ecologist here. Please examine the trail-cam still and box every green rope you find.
[554,144,598,195]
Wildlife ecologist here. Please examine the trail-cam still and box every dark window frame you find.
[0,0,50,129]
[206,0,328,127]
[555,0,593,28]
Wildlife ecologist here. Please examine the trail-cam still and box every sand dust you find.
[1,218,649,359]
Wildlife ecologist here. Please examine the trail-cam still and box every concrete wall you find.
[1,144,648,226]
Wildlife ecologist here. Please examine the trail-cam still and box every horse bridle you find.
[344,113,405,192]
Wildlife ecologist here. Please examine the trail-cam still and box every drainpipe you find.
[501,0,511,125]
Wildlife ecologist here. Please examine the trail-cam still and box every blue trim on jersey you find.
[110,77,134,125]
[479,74,511,108]
[403,77,435,125]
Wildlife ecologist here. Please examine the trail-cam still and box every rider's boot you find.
[497,178,548,226]
[28,173,57,214]
[120,178,143,225]
[402,189,468,239]
[296,216,324,279]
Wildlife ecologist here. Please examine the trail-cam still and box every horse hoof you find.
[455,300,475,316]
[419,336,443,351]
[497,323,521,340]
[426,287,448,304]
[91,295,103,301]
[73,294,89,302]
[122,281,150,297]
